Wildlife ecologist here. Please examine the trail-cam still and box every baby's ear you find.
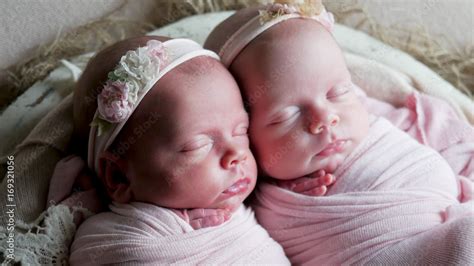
[98,151,133,203]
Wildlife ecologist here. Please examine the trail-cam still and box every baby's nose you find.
[309,114,339,134]
[221,147,247,169]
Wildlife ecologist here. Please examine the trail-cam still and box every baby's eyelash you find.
[269,110,300,125]
[180,140,213,152]
[327,85,350,98]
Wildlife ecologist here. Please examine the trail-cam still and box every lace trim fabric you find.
[0,205,92,265]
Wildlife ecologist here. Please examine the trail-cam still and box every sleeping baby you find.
[67,36,289,265]
[205,1,474,265]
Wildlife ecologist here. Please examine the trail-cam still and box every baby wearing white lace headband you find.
[68,36,289,265]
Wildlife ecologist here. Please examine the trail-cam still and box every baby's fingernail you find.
[324,174,334,184]
[316,186,327,195]
[317,169,325,177]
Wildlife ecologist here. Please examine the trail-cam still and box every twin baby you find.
[69,2,474,265]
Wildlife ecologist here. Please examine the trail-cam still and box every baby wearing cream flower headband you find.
[205,0,474,264]
[68,36,289,265]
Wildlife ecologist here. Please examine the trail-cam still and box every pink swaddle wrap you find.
[70,203,289,265]
[362,90,474,181]
[253,117,474,265]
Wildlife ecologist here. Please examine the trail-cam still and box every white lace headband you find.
[88,38,219,174]
[219,3,334,67]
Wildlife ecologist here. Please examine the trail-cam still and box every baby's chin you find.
[206,181,256,213]
[317,154,346,173]
[269,153,347,180]
[211,192,250,213]
[307,140,359,175]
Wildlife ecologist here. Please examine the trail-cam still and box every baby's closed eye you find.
[180,137,214,153]
[269,106,300,126]
[327,83,351,99]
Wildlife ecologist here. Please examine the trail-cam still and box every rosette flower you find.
[97,81,133,123]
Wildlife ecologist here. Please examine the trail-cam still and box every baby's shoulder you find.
[74,202,192,240]
[75,211,135,237]
[75,208,165,240]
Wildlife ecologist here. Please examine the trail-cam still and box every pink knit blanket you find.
[253,117,474,265]
[70,203,289,265]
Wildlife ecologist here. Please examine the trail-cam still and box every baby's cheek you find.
[255,144,278,174]
[247,155,259,180]
[258,135,297,173]
[189,163,224,193]
[169,174,221,208]
[352,105,370,139]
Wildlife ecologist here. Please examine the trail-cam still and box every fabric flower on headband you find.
[259,0,325,24]
[91,40,167,135]
[258,0,334,32]
[259,3,298,24]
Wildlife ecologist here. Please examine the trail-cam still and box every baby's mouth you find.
[222,178,251,196]
[316,139,347,157]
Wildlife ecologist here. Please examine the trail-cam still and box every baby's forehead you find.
[134,58,241,120]
[256,21,338,58]
[241,22,345,83]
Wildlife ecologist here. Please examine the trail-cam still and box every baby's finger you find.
[292,178,323,193]
[202,215,227,228]
[302,185,327,196]
[187,208,219,220]
[321,174,335,186]
[317,169,326,178]
[190,213,230,230]
[309,169,326,179]
[277,177,312,190]
[190,218,204,230]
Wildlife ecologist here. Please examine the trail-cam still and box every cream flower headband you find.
[219,1,334,67]
[88,38,219,174]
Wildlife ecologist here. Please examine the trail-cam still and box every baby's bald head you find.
[205,6,261,55]
[205,7,344,110]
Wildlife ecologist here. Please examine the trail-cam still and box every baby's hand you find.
[277,170,335,196]
[173,208,231,230]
